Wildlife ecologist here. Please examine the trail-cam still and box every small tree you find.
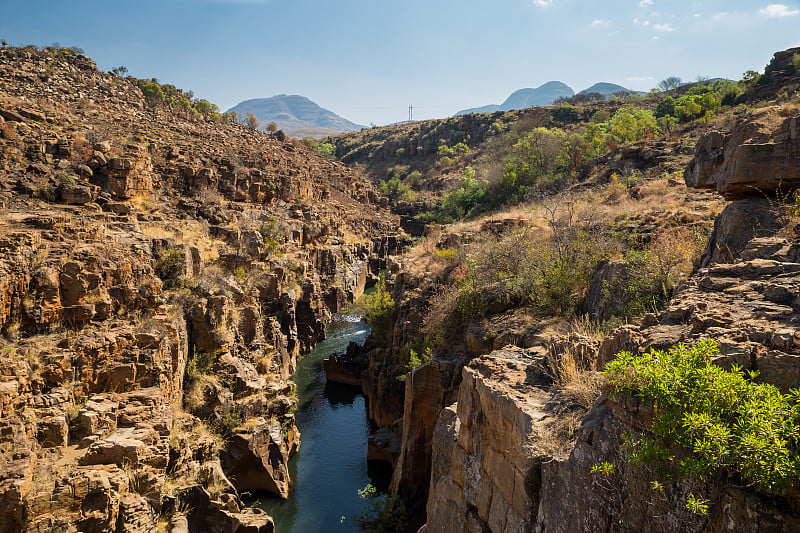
[141,82,164,114]
[657,76,682,92]
[654,96,675,119]
[266,122,278,134]
[195,99,219,116]
[246,113,260,130]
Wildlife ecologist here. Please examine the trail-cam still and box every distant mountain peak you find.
[455,81,574,116]
[578,82,633,96]
[227,95,363,138]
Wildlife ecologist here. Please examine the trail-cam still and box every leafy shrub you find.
[654,97,675,119]
[359,280,395,344]
[155,247,186,289]
[354,484,407,533]
[432,248,457,264]
[222,409,244,432]
[453,141,469,154]
[404,346,432,372]
[259,217,282,255]
[378,176,417,203]
[186,348,220,382]
[605,107,660,146]
[437,144,454,157]
[406,170,422,185]
[605,340,800,504]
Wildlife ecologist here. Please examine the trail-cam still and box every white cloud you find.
[639,0,654,6]
[712,12,728,20]
[533,0,555,7]
[591,19,610,27]
[693,13,701,17]
[633,17,650,25]
[759,4,800,17]
[653,22,676,31]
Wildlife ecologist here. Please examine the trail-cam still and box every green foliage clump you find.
[154,247,186,289]
[186,348,221,382]
[605,106,660,147]
[359,280,395,344]
[222,409,244,432]
[654,97,676,119]
[439,155,454,167]
[194,99,219,116]
[302,137,337,159]
[233,266,246,283]
[432,248,458,264]
[141,81,164,113]
[404,346,432,373]
[605,340,800,503]
[354,484,407,533]
[792,53,800,74]
[259,216,282,255]
[378,176,417,204]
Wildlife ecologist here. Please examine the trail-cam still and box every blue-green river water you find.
[254,314,392,532]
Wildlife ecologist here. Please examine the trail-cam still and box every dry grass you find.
[547,346,603,410]
[128,194,162,214]
[170,410,225,454]
[183,379,205,412]
[538,409,586,456]
[566,314,607,342]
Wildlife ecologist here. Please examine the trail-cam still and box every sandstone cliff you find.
[0,46,402,532]
[420,105,800,531]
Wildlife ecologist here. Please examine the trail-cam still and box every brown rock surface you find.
[685,105,800,199]
[0,45,402,531]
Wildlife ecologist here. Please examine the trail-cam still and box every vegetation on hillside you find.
[413,174,713,356]
[605,340,800,512]
[329,66,800,226]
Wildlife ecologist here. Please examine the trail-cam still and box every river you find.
[254,314,392,532]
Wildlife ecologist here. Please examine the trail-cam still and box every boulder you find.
[58,183,93,205]
[685,105,800,199]
[222,420,292,498]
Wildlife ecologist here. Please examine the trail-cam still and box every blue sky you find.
[2,1,799,125]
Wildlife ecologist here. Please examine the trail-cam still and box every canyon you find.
[2,42,800,533]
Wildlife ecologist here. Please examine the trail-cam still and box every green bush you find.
[354,484,407,533]
[155,247,186,289]
[186,348,221,382]
[378,176,417,203]
[605,340,800,502]
[404,346,432,372]
[260,217,282,255]
[360,280,395,344]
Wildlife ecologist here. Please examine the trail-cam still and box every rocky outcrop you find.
[598,236,800,391]
[425,345,800,533]
[685,105,800,200]
[426,347,579,532]
[223,420,295,498]
[0,45,402,531]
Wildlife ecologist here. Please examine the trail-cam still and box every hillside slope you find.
[0,45,400,532]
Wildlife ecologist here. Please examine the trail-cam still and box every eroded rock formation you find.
[0,46,403,531]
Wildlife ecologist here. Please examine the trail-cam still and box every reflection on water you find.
[253,315,391,532]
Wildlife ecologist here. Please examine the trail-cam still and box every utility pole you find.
[408,104,413,122]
